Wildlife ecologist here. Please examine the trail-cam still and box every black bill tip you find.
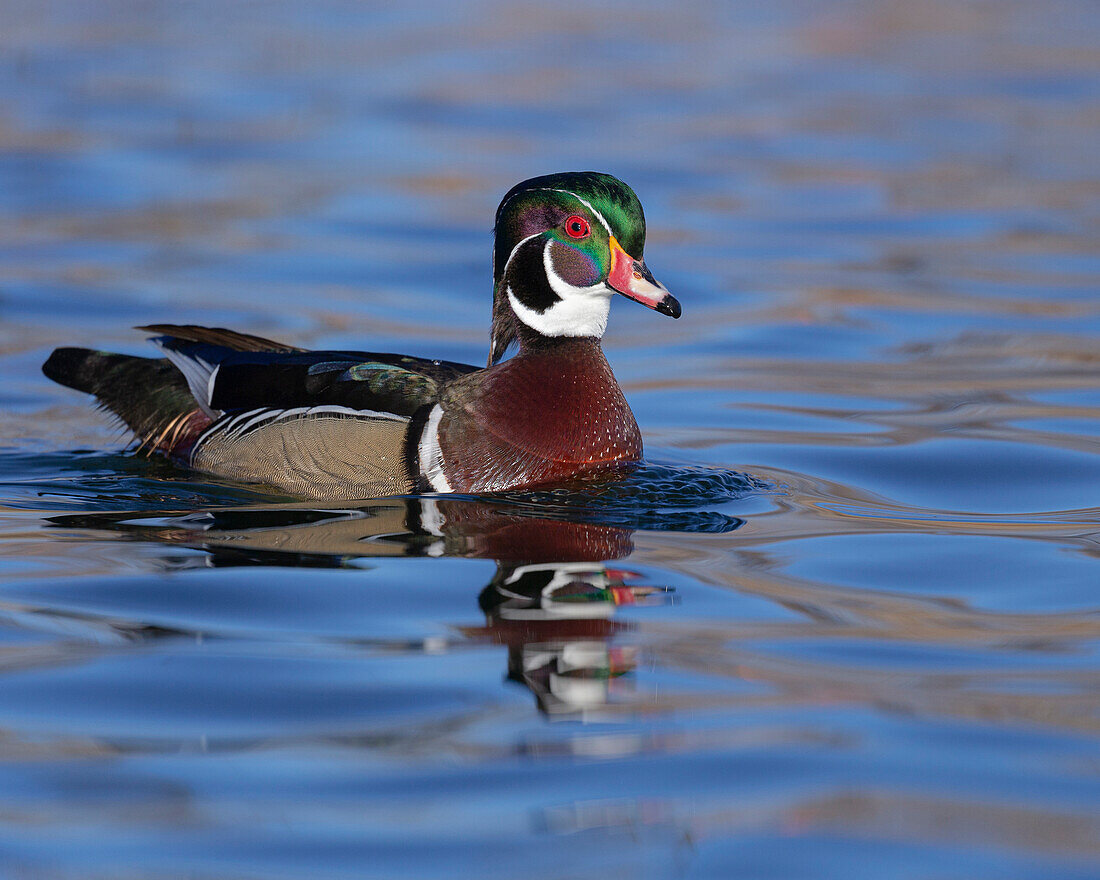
[656,295,682,319]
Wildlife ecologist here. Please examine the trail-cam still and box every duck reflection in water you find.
[468,561,669,716]
[50,485,744,718]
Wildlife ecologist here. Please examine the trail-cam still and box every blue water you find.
[2,1,1099,878]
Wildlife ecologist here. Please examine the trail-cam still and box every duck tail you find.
[43,348,212,456]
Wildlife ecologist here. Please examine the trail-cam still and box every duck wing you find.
[143,324,479,419]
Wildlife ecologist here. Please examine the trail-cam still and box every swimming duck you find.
[42,171,681,499]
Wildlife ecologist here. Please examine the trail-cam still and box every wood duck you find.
[473,563,667,717]
[42,171,681,499]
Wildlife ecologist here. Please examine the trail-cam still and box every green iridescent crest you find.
[492,171,647,286]
[489,172,649,364]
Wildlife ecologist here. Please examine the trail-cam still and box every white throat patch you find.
[506,241,612,338]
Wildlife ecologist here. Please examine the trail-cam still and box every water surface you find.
[1,1,1099,878]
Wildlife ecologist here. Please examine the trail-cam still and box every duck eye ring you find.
[564,215,590,239]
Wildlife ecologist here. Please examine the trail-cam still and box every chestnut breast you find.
[438,339,641,492]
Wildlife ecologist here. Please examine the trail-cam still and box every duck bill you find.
[607,236,681,318]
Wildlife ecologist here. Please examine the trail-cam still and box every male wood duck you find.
[42,172,681,499]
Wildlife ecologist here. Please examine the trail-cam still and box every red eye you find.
[564,215,590,239]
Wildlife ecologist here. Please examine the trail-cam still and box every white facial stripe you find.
[497,194,616,340]
[540,188,614,236]
[498,231,542,287]
[508,243,612,339]
[497,190,614,289]
[497,186,615,237]
[543,241,613,302]
[503,242,613,339]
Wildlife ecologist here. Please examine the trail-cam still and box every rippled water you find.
[2,2,1099,877]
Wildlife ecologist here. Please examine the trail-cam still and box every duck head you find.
[489,171,680,365]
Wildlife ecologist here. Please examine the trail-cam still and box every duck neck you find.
[514,326,605,359]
